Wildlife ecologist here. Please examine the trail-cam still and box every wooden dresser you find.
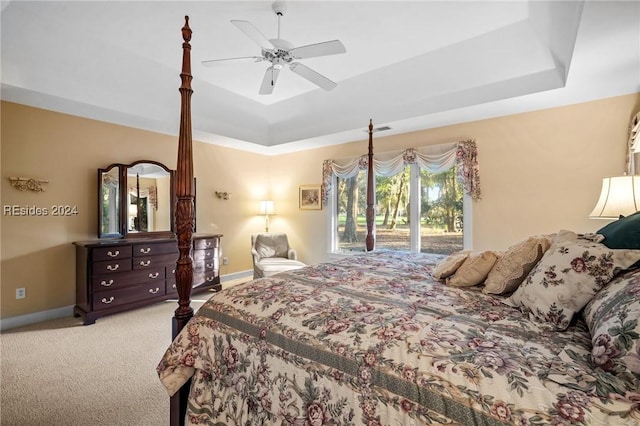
[74,234,222,325]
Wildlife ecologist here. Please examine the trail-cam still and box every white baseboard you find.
[0,305,74,332]
[0,270,253,332]
[220,269,253,286]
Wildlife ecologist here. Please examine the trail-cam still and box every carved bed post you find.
[365,119,375,251]
[171,16,194,426]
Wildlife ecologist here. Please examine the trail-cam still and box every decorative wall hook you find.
[9,177,49,192]
[215,191,231,200]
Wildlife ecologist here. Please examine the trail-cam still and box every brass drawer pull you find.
[101,296,115,304]
[148,272,159,279]
[205,252,211,258]
[149,287,160,294]
[206,276,214,282]
[107,250,120,258]
[106,264,120,271]
[100,279,114,287]
[205,241,212,248]
[139,247,151,254]
[139,260,151,267]
[206,263,214,269]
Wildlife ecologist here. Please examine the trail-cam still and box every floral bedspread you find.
[157,250,638,425]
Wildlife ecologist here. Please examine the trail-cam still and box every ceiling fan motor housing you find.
[263,38,295,68]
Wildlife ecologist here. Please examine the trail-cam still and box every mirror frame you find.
[98,160,176,239]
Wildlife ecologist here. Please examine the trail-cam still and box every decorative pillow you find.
[503,230,640,331]
[446,251,499,287]
[483,235,553,295]
[597,210,640,249]
[431,250,472,280]
[583,267,640,377]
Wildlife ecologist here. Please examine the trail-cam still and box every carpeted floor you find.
[0,296,212,426]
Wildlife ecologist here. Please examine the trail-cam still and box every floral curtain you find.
[322,139,481,202]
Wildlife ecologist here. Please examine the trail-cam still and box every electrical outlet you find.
[16,288,26,299]
[222,257,229,265]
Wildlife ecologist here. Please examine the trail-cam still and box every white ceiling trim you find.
[1,1,639,154]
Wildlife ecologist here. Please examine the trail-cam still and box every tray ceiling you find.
[1,1,639,155]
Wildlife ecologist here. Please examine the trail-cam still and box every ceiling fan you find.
[202,1,346,95]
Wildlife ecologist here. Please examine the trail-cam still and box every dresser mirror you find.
[98,160,175,239]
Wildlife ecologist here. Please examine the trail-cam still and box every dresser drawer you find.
[92,245,132,261]
[194,258,217,273]
[92,269,165,291]
[193,249,216,261]
[133,242,178,257]
[166,280,178,295]
[92,282,165,310]
[194,237,218,250]
[92,259,132,275]
[193,270,219,288]
[133,253,177,270]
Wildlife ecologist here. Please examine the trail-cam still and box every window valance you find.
[322,139,481,201]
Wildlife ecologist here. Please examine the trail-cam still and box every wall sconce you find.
[215,191,231,200]
[258,200,275,232]
[590,111,640,219]
[9,177,49,192]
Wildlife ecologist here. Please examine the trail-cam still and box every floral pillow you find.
[503,230,640,331]
[583,267,640,379]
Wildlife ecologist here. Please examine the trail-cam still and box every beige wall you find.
[1,102,268,319]
[2,93,639,320]
[271,93,640,265]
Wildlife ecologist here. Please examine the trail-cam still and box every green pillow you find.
[597,210,640,249]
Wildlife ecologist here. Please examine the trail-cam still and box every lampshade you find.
[258,200,275,215]
[589,175,640,219]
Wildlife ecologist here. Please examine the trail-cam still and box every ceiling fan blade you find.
[202,56,264,67]
[289,62,337,91]
[259,67,281,95]
[290,40,346,59]
[231,20,275,50]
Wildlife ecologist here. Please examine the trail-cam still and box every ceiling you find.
[1,1,639,155]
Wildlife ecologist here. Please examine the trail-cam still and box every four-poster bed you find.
[163,17,640,426]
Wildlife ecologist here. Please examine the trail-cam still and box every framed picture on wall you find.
[299,185,322,210]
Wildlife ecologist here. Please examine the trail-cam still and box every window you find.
[325,141,480,255]
[333,164,465,254]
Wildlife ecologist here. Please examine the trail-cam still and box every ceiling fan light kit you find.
[202,1,346,95]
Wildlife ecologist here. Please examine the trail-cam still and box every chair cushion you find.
[255,233,290,259]
[256,258,306,277]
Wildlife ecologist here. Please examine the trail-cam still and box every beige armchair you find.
[251,233,306,279]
